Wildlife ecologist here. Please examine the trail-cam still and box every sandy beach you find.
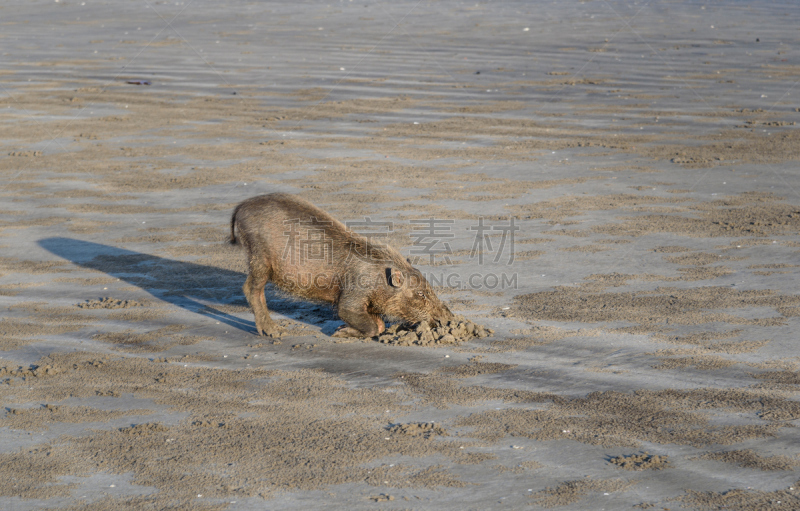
[1,0,800,509]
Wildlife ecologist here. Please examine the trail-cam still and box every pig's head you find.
[384,266,454,327]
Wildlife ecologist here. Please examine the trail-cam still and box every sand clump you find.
[609,452,670,471]
[370,493,395,502]
[0,357,107,383]
[387,422,447,439]
[377,315,494,347]
[77,297,143,309]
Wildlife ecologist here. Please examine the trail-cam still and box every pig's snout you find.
[427,301,454,327]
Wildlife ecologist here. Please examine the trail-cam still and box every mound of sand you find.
[378,315,494,346]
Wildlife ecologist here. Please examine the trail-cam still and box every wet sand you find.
[1,0,800,509]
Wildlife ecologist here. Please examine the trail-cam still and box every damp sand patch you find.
[533,478,636,508]
[91,325,212,353]
[0,355,484,500]
[509,284,800,335]
[682,483,800,510]
[2,404,154,431]
[454,387,800,448]
[440,357,517,378]
[696,449,799,471]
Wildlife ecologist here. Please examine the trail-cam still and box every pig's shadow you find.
[38,237,338,334]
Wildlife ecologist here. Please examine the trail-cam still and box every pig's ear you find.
[386,268,405,287]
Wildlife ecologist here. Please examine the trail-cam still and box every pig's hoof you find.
[257,324,284,337]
